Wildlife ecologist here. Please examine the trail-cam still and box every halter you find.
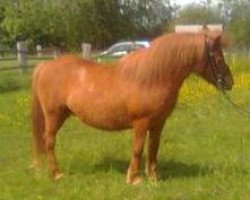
[205,36,250,117]
[205,36,225,90]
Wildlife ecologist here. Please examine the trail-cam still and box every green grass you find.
[0,57,250,199]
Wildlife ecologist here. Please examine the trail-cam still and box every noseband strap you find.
[205,37,223,85]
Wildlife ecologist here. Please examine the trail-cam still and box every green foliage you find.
[0,0,174,50]
[0,59,40,93]
[173,3,222,25]
[0,72,27,93]
[167,0,250,49]
[120,0,174,37]
[226,1,250,47]
[1,0,250,52]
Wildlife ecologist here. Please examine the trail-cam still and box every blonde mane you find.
[118,33,206,85]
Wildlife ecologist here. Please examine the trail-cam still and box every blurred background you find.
[0,2,249,199]
[0,0,249,52]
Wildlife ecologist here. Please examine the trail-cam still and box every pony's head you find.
[194,33,234,91]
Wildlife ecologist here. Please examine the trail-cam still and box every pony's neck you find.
[118,33,205,87]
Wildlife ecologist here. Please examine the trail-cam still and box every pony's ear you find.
[203,27,221,44]
[202,25,230,48]
[201,25,210,35]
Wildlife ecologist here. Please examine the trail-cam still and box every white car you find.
[100,41,150,57]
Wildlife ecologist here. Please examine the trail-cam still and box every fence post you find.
[53,47,61,59]
[17,41,27,73]
[81,43,92,59]
[36,44,42,57]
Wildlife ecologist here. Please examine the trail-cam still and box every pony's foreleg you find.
[127,119,148,185]
[44,112,66,180]
[146,123,164,182]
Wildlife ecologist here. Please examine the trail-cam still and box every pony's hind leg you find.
[44,110,68,180]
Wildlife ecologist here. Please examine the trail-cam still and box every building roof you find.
[175,24,223,34]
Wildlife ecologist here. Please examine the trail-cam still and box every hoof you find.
[126,176,143,185]
[148,173,159,182]
[53,173,64,180]
[146,167,159,183]
[29,159,40,171]
[28,163,36,171]
[28,163,40,173]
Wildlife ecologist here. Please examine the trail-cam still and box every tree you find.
[225,1,250,47]
[0,0,176,50]
[120,0,175,38]
[0,1,8,44]
[173,2,222,26]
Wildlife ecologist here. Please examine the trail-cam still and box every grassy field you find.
[0,56,250,200]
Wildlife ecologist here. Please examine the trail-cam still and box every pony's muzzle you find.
[217,75,234,91]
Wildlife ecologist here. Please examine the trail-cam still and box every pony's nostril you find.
[216,77,225,90]
[216,76,234,90]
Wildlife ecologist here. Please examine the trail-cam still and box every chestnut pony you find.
[31,32,233,184]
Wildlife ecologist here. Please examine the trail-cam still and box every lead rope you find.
[205,37,248,196]
[221,90,250,119]
[221,90,249,199]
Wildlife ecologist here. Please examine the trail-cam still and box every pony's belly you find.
[67,84,131,130]
[77,111,131,131]
[68,99,131,131]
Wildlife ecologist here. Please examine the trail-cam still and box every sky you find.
[172,0,221,6]
[172,0,198,5]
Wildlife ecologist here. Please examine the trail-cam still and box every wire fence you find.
[0,42,92,72]
[0,49,58,72]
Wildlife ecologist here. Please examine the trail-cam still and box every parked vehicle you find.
[100,40,150,57]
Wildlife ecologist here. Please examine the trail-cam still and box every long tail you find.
[31,68,46,156]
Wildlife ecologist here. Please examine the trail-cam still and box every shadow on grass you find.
[69,156,212,180]
[159,161,211,180]
[91,156,128,173]
[68,156,128,175]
